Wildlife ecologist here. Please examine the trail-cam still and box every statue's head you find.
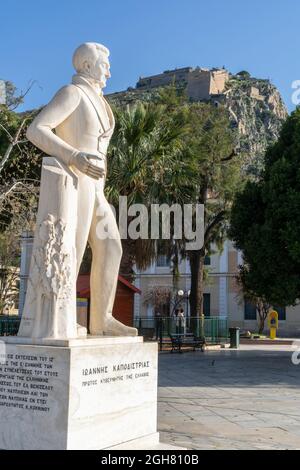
[72,42,110,88]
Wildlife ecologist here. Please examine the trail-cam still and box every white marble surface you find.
[18,42,137,339]
[3,335,143,347]
[0,337,158,449]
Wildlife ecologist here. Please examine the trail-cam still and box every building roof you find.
[77,274,141,298]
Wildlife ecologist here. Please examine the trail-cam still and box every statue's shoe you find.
[91,317,138,337]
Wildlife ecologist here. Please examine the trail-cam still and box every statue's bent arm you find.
[26,84,81,166]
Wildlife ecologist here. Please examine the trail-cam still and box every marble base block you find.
[0,336,158,450]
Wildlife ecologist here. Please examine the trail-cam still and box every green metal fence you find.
[133,316,229,345]
[0,315,229,345]
[0,316,20,336]
[204,317,229,343]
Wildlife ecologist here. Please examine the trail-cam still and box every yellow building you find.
[134,240,300,337]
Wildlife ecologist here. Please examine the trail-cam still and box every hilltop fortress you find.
[136,66,229,101]
[108,66,287,174]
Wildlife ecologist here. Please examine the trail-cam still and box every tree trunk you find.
[189,248,205,317]
[119,238,135,282]
[189,183,208,320]
[257,300,269,334]
[258,314,265,334]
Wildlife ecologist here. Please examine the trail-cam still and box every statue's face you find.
[90,52,111,88]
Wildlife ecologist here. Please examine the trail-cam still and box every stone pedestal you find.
[0,336,159,450]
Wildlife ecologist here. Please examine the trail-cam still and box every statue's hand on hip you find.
[71,152,105,179]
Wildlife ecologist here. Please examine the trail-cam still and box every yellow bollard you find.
[268,310,279,340]
[270,326,276,340]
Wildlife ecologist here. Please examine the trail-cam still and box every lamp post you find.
[177,289,191,334]
[187,290,191,317]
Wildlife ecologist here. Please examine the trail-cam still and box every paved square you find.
[158,345,300,449]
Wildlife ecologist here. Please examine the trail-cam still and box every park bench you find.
[169,333,206,353]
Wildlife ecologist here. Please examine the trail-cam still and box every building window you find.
[203,293,211,317]
[156,254,170,267]
[244,299,257,320]
[274,306,286,321]
[204,255,211,265]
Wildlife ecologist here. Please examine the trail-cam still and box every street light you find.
[187,290,191,318]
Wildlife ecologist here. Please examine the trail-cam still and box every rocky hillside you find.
[108,70,288,176]
[223,73,288,174]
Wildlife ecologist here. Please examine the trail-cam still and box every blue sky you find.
[1,0,299,111]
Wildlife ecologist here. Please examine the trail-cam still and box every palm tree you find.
[106,97,241,320]
[105,101,196,279]
[185,103,241,317]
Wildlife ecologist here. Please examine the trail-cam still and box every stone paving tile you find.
[157,345,300,450]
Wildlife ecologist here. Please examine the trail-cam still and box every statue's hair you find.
[72,43,110,72]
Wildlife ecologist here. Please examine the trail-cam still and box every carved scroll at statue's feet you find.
[100,317,138,337]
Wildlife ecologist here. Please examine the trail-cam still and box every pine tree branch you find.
[204,210,226,244]
[220,150,236,162]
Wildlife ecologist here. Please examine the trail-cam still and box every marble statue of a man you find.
[18,42,137,339]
